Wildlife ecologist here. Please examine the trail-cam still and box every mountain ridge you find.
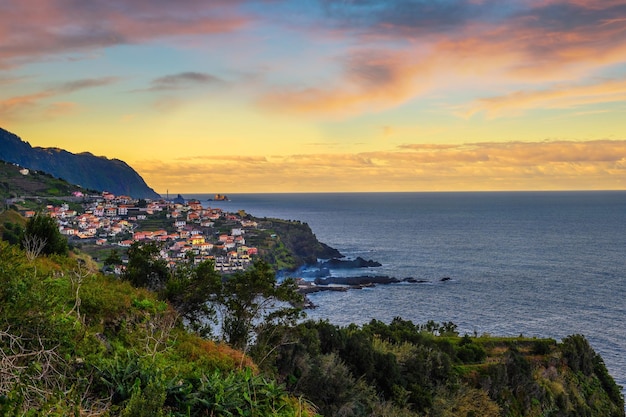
[0,127,160,199]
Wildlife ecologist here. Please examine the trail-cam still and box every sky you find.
[2,0,626,193]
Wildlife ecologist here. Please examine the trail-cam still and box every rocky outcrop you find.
[320,256,382,268]
[314,275,400,286]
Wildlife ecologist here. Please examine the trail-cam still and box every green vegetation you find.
[249,218,342,270]
[22,212,69,257]
[0,159,91,201]
[124,241,304,349]
[0,213,623,416]
[0,210,25,246]
[0,240,315,416]
[135,210,174,232]
[257,319,624,417]
[1,211,69,259]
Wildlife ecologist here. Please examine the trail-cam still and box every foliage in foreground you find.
[0,241,315,416]
[0,235,623,417]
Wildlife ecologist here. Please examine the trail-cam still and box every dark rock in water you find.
[321,256,382,269]
[172,194,185,204]
[440,277,451,282]
[403,277,429,283]
[314,275,399,286]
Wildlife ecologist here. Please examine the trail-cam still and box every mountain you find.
[0,127,160,199]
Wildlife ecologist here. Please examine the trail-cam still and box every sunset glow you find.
[2,0,626,193]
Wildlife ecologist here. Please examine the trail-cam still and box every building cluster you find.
[33,192,260,273]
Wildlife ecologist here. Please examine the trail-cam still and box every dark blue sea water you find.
[189,191,626,394]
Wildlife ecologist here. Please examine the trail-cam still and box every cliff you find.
[251,217,342,270]
[0,127,160,199]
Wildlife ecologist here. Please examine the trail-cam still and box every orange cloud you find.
[0,92,54,122]
[463,79,626,118]
[132,140,626,193]
[0,77,119,122]
[258,48,436,117]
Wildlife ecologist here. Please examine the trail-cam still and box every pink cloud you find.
[0,1,250,68]
[258,48,436,117]
[258,1,626,117]
[0,76,120,122]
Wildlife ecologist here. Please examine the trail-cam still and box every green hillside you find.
[0,240,316,416]
[0,159,90,200]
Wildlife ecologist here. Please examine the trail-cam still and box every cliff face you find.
[254,217,342,269]
[0,127,160,199]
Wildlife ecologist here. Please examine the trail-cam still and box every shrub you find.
[22,213,68,256]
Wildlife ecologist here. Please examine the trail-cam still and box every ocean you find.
[188,191,626,394]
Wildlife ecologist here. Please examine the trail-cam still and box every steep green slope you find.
[252,217,342,269]
[0,160,90,200]
[0,241,315,416]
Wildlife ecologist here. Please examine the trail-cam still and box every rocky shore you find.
[296,275,453,308]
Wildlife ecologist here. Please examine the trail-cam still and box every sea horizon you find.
[161,189,626,197]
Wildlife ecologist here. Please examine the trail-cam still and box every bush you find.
[22,213,68,257]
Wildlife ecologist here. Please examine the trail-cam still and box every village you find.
[24,192,261,273]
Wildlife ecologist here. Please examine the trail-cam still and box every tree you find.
[163,259,222,337]
[123,241,169,290]
[103,248,122,266]
[1,221,24,246]
[22,213,68,256]
[216,260,304,350]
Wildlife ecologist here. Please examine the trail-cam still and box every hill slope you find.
[0,240,315,416]
[0,160,92,200]
[0,127,160,199]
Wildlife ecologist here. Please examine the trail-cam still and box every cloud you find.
[133,139,626,192]
[463,79,626,118]
[319,0,501,36]
[258,0,626,117]
[259,48,434,116]
[0,92,54,122]
[4,0,626,121]
[44,102,78,117]
[0,76,120,122]
[56,77,120,93]
[0,1,250,68]
[143,72,225,92]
